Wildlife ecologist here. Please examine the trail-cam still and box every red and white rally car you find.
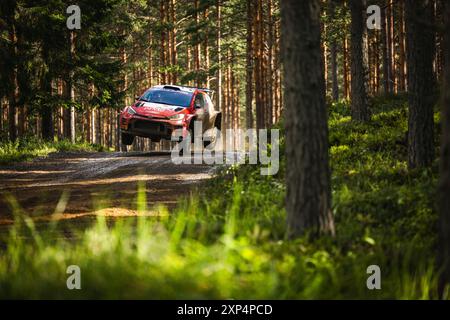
[119,85,221,148]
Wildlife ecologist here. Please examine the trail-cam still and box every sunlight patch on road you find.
[0,207,168,225]
[0,173,212,190]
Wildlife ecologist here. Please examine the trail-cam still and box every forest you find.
[0,0,449,300]
[0,0,284,150]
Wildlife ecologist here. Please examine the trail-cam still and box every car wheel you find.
[178,128,192,156]
[121,132,135,146]
[203,127,221,150]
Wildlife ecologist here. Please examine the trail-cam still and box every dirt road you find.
[0,151,215,227]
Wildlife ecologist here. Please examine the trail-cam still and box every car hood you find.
[133,101,186,117]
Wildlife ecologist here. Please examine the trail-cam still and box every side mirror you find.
[195,102,202,109]
[135,96,140,101]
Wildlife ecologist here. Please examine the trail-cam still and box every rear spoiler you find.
[176,85,215,94]
[162,85,215,99]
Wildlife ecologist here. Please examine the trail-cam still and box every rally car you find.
[119,85,221,148]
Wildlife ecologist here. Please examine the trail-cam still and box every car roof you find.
[151,85,212,94]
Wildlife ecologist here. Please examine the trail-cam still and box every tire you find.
[179,128,192,156]
[203,127,221,150]
[121,132,135,146]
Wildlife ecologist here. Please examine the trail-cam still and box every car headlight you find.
[169,113,185,120]
[127,107,137,115]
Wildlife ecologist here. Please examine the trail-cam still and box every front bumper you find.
[120,114,185,140]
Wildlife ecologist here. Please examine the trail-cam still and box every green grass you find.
[0,95,447,299]
[0,137,108,165]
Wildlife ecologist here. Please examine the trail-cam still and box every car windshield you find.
[139,89,193,107]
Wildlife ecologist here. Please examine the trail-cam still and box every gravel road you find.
[0,151,215,227]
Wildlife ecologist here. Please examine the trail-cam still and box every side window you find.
[194,93,205,109]
[204,94,215,112]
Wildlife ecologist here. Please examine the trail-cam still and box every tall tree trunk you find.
[41,44,54,141]
[329,0,339,101]
[226,49,231,130]
[267,0,274,125]
[64,31,76,143]
[343,33,350,100]
[0,100,3,136]
[57,80,63,140]
[274,18,282,122]
[203,6,210,87]
[216,0,223,125]
[6,1,18,141]
[405,0,436,168]
[245,0,254,128]
[281,0,335,238]
[91,108,96,144]
[374,31,381,93]
[254,0,264,129]
[349,0,369,122]
[186,40,192,86]
[388,0,396,93]
[398,0,407,92]
[194,0,201,87]
[381,4,391,94]
[170,0,177,84]
[439,0,450,297]
[322,21,328,98]
[160,0,167,84]
[230,48,236,131]
[435,0,444,83]
[147,30,153,87]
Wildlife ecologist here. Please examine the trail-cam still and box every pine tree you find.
[281,0,335,238]
[405,0,436,168]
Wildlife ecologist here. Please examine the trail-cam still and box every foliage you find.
[0,137,107,165]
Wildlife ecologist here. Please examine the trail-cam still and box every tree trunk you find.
[41,43,54,141]
[281,0,335,238]
[6,2,18,141]
[267,0,274,125]
[65,31,76,143]
[435,0,444,83]
[374,30,381,94]
[0,100,3,136]
[245,0,254,128]
[216,0,222,121]
[349,0,369,122]
[405,0,436,168]
[274,18,282,122]
[170,0,177,84]
[194,0,201,87]
[381,4,391,94]
[231,48,237,131]
[343,33,350,100]
[147,30,153,88]
[203,6,210,87]
[254,0,264,129]
[438,0,450,297]
[160,0,167,84]
[329,0,339,101]
[41,81,54,141]
[388,0,395,93]
[398,0,407,92]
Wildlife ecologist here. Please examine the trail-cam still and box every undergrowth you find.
[0,137,108,165]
